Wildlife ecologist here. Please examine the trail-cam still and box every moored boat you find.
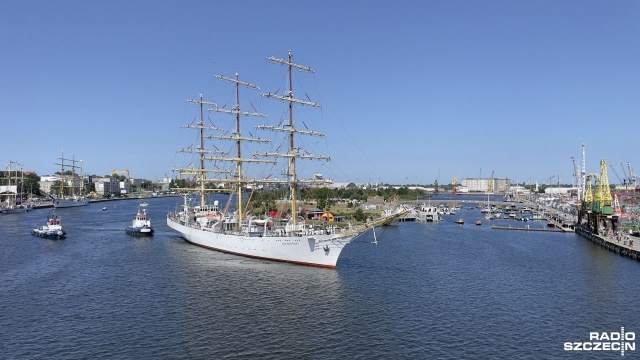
[455,218,464,224]
[32,210,66,239]
[417,203,441,222]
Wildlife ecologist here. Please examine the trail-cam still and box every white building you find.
[39,175,82,196]
[93,177,121,198]
[544,187,577,195]
[461,178,511,192]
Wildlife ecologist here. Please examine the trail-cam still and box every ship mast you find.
[173,95,223,207]
[259,51,329,224]
[56,152,83,198]
[209,72,272,226]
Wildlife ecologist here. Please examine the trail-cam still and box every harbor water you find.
[1,196,638,359]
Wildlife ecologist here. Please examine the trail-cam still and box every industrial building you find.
[461,178,511,192]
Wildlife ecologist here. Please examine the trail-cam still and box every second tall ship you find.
[167,52,409,268]
[52,152,89,208]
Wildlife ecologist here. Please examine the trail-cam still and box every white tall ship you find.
[167,52,410,268]
[53,152,89,208]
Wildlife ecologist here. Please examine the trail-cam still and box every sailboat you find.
[167,52,411,268]
[484,192,492,219]
[52,152,89,208]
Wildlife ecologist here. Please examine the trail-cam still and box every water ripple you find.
[1,200,639,359]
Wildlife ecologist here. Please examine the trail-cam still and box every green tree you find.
[23,173,43,197]
[314,187,331,210]
[353,208,365,222]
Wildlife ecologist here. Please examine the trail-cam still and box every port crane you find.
[628,162,638,186]
[609,164,625,186]
[579,159,615,234]
[572,157,581,200]
[451,168,460,194]
[434,169,440,193]
[488,170,494,193]
[598,159,613,215]
[546,175,556,187]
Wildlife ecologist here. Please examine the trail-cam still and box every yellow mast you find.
[260,51,328,226]
[210,73,270,227]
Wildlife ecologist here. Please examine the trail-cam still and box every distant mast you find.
[259,51,329,224]
[56,151,83,198]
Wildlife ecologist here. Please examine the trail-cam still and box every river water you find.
[1,196,638,359]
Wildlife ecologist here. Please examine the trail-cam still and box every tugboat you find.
[126,205,154,236]
[32,210,66,239]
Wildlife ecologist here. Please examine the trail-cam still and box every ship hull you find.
[126,227,154,237]
[31,230,66,240]
[54,199,89,208]
[167,217,356,268]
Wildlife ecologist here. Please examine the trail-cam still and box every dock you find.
[491,224,564,232]
[576,226,640,261]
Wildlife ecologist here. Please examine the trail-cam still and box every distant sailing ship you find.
[53,152,89,208]
[1,160,32,214]
[167,51,410,268]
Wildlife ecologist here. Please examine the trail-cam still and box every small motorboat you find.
[475,220,482,226]
[455,219,464,225]
[102,206,108,211]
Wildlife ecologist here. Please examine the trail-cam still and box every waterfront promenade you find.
[30,194,178,210]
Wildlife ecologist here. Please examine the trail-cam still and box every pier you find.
[575,226,640,261]
[491,224,564,232]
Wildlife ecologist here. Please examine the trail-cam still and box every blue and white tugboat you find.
[126,205,154,236]
[32,210,66,239]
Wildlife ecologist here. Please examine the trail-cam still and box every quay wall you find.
[575,226,640,261]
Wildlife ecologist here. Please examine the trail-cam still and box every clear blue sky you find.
[2,1,639,186]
